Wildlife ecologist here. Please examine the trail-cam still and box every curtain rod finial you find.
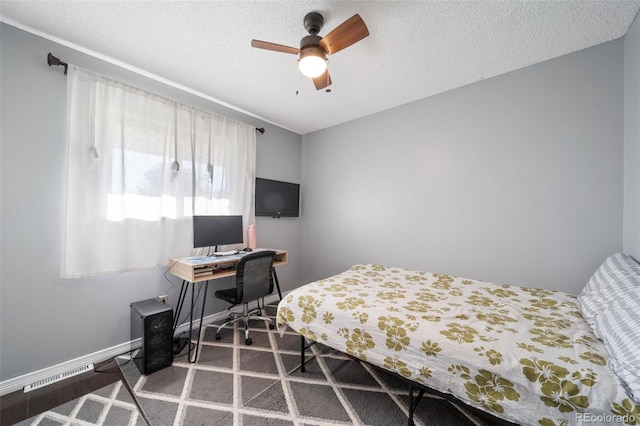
[256,127,265,134]
[47,53,68,75]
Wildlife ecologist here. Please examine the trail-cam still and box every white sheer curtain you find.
[63,66,256,278]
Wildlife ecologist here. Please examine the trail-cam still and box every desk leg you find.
[173,280,188,334]
[184,281,209,363]
[272,267,282,300]
[187,282,196,362]
[173,280,208,363]
[191,281,208,363]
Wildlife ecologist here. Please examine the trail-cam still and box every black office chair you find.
[213,250,277,345]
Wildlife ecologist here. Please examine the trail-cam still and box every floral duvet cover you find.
[276,264,639,426]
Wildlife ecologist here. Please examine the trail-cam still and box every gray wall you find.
[0,23,302,382]
[624,13,640,258]
[255,125,302,292]
[301,39,625,295]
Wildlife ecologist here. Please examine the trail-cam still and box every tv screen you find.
[193,215,243,248]
[255,178,300,218]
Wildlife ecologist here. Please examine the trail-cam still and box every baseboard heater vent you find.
[23,363,94,393]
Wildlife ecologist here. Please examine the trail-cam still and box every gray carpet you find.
[16,381,145,426]
[119,304,491,426]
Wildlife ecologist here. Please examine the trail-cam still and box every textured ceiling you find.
[1,1,639,135]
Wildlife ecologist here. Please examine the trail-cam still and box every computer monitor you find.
[193,215,243,251]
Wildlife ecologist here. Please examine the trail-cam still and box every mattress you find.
[276,264,637,426]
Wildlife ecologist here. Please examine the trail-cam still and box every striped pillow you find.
[577,253,640,328]
[594,280,640,403]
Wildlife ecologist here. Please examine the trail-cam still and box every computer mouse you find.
[243,247,253,252]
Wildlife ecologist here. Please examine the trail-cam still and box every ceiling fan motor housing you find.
[300,35,322,50]
[299,35,326,61]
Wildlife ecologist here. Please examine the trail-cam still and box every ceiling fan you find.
[251,12,369,90]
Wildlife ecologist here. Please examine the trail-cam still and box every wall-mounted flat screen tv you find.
[255,178,300,218]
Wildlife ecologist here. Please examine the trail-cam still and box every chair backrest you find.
[236,250,277,302]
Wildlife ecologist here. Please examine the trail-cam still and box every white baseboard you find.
[0,292,285,396]
[0,340,137,396]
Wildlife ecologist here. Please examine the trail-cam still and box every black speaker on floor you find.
[130,298,173,375]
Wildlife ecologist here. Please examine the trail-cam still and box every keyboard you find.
[214,250,238,256]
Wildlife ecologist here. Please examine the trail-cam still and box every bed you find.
[276,254,640,426]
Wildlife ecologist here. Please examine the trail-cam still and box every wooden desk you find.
[170,249,287,283]
[168,249,287,362]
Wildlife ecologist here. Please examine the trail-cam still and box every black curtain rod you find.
[47,53,68,75]
[47,53,265,135]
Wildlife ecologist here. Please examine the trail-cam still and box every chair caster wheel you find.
[215,333,221,340]
[245,338,252,345]
[269,323,275,330]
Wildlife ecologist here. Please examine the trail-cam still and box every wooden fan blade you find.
[251,39,299,55]
[312,69,332,90]
[319,14,369,55]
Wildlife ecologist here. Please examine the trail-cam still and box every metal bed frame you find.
[298,335,518,426]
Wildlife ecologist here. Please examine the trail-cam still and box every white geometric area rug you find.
[118,304,492,426]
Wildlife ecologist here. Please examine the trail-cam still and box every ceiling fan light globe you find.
[299,55,326,78]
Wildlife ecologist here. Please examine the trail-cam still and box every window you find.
[63,66,256,278]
